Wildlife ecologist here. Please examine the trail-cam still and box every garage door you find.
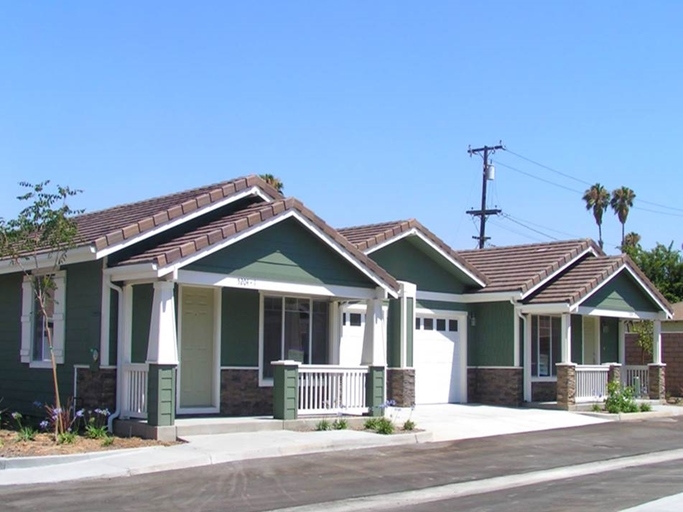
[414,316,460,404]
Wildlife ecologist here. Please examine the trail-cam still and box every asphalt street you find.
[3,417,683,512]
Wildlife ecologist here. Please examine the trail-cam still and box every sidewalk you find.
[1,404,680,487]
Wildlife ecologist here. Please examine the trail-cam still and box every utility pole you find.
[466,143,504,249]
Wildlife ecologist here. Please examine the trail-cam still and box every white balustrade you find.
[298,365,368,416]
[122,363,149,419]
[622,365,649,396]
[575,365,609,402]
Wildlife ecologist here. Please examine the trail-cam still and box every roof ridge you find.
[337,219,412,232]
[457,238,594,255]
[517,239,595,293]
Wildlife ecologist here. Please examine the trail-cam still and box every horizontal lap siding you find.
[186,218,375,289]
[0,261,102,413]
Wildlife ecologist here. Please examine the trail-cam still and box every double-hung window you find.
[261,296,329,381]
[531,315,561,378]
[20,272,66,367]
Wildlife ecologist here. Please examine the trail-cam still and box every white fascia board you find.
[414,307,467,318]
[158,210,398,299]
[177,269,378,300]
[575,264,672,318]
[94,186,267,260]
[518,303,571,314]
[574,306,665,321]
[417,290,522,304]
[365,228,486,288]
[104,263,159,281]
[0,245,96,275]
[520,247,597,300]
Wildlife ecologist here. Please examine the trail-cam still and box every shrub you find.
[101,435,114,447]
[605,381,638,414]
[364,417,380,430]
[639,402,652,412]
[85,408,110,439]
[57,431,77,444]
[375,417,394,435]
[403,419,416,431]
[591,403,603,413]
[315,419,331,431]
[11,412,37,442]
[332,418,348,430]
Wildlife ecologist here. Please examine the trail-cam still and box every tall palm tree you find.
[259,174,284,194]
[610,186,636,250]
[582,183,610,249]
[623,231,641,250]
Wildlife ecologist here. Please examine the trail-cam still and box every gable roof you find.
[338,219,487,287]
[457,239,602,295]
[112,198,400,296]
[74,175,282,256]
[523,254,673,316]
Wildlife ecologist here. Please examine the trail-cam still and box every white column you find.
[653,319,662,364]
[618,320,626,365]
[398,281,416,368]
[146,281,179,365]
[329,301,341,365]
[523,314,532,402]
[561,313,572,363]
[361,288,386,367]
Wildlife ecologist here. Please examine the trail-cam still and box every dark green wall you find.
[468,302,514,366]
[416,299,468,311]
[571,315,583,364]
[221,288,260,366]
[406,298,414,367]
[108,288,119,365]
[386,299,401,368]
[131,284,153,363]
[370,238,469,293]
[581,272,661,313]
[187,218,376,289]
[0,261,102,413]
[601,317,619,363]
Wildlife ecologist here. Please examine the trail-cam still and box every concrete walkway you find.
[2,403,679,487]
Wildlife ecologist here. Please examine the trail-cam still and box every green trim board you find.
[369,237,475,293]
[416,299,468,312]
[186,217,377,289]
[580,271,663,314]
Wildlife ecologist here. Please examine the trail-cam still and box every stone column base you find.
[556,363,577,410]
[608,363,622,385]
[648,363,666,400]
[387,368,415,407]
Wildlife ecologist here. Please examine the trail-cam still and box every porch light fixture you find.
[470,314,476,327]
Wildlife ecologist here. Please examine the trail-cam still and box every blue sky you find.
[2,2,682,254]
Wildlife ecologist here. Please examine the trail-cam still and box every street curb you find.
[577,408,680,422]
[0,446,161,470]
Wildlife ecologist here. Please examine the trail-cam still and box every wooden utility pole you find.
[466,143,503,249]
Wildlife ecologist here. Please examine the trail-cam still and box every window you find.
[531,315,561,378]
[261,296,329,380]
[21,272,66,367]
[436,319,446,332]
[448,319,458,332]
[423,318,434,330]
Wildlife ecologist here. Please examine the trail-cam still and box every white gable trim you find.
[95,186,271,259]
[365,228,486,288]
[106,209,398,297]
[0,246,95,276]
[417,290,520,304]
[573,307,663,320]
[520,247,599,300]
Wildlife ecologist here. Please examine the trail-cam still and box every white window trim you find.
[531,314,560,379]
[21,271,66,368]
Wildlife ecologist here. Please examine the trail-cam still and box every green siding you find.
[581,272,662,314]
[108,289,119,365]
[131,284,153,363]
[571,315,583,364]
[147,364,176,427]
[221,288,260,366]
[370,238,471,293]
[601,317,619,363]
[187,218,375,289]
[663,322,683,333]
[0,261,103,413]
[468,302,514,366]
[273,363,298,420]
[416,299,468,311]
[406,298,414,367]
[386,299,401,368]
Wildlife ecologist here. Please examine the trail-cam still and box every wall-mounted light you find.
[470,314,476,327]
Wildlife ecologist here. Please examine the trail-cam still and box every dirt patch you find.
[0,429,174,458]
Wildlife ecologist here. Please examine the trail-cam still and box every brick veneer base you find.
[626,332,683,397]
[467,367,523,406]
[76,367,117,412]
[220,369,273,416]
[387,368,415,407]
[531,381,557,402]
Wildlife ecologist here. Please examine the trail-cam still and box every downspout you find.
[106,278,124,433]
[513,299,528,402]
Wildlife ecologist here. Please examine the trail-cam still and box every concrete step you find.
[175,417,284,436]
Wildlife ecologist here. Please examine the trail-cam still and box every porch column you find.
[146,281,178,427]
[648,320,666,400]
[361,288,386,367]
[386,282,416,407]
[560,313,572,363]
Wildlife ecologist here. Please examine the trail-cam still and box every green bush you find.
[364,417,380,430]
[375,417,394,435]
[639,402,652,412]
[332,418,348,430]
[403,419,416,431]
[591,403,603,413]
[315,419,332,431]
[605,381,638,414]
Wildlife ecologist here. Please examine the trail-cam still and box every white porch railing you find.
[122,363,149,419]
[575,365,609,402]
[298,365,368,416]
[622,365,649,396]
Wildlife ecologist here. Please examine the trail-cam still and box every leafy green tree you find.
[0,181,82,435]
[610,186,636,250]
[629,320,653,364]
[625,242,683,303]
[582,183,610,250]
[623,232,641,250]
[259,174,284,194]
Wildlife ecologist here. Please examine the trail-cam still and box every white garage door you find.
[414,316,460,404]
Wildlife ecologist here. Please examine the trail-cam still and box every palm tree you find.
[259,174,284,194]
[582,183,610,249]
[623,231,641,250]
[610,186,636,250]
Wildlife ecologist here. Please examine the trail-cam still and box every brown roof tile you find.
[457,239,602,294]
[116,199,400,295]
[338,220,487,286]
[73,175,283,253]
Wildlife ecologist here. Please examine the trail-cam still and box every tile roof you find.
[524,254,673,314]
[338,219,487,286]
[457,239,602,294]
[72,175,282,253]
[116,198,400,294]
